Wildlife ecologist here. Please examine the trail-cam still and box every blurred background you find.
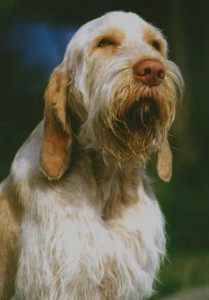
[0,0,209,298]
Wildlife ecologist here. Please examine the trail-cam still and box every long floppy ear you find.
[157,137,172,182]
[40,64,72,180]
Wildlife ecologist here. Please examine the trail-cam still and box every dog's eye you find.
[151,40,161,51]
[97,38,114,47]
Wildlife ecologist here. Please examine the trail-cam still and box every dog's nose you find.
[133,59,165,86]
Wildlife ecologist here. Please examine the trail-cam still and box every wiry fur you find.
[0,11,183,300]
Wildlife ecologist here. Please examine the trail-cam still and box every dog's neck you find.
[88,150,143,220]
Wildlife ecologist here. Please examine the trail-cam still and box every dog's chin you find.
[100,96,161,163]
[122,97,160,133]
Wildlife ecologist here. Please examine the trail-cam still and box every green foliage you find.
[0,0,17,10]
[151,252,209,299]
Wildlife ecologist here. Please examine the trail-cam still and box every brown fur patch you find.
[106,165,140,218]
[41,65,72,180]
[143,26,167,57]
[90,27,125,56]
[91,153,139,221]
[0,189,21,298]
[157,138,172,181]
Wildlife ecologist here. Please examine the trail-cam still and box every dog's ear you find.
[40,64,72,180]
[157,138,172,182]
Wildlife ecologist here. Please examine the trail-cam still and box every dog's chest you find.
[15,192,164,300]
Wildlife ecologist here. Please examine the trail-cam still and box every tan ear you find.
[40,64,72,180]
[157,138,172,182]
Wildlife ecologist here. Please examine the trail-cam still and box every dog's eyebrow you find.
[142,26,167,56]
[95,27,125,46]
[142,26,159,39]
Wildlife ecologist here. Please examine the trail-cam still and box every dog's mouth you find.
[123,97,159,132]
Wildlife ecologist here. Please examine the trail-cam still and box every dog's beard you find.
[79,96,172,165]
[102,97,166,162]
[79,94,175,165]
[120,97,159,132]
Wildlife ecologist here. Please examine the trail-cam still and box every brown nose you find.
[133,59,165,86]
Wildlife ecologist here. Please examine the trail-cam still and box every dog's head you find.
[40,11,184,181]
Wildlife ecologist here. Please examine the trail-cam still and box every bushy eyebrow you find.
[94,27,125,46]
[142,26,167,56]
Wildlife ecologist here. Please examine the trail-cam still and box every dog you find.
[0,11,183,300]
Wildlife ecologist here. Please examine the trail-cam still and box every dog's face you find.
[40,12,184,181]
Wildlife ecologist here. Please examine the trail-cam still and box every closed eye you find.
[97,38,114,47]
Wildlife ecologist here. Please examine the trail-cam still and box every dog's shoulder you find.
[0,177,20,298]
[11,121,44,183]
[0,122,44,297]
[0,177,20,244]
